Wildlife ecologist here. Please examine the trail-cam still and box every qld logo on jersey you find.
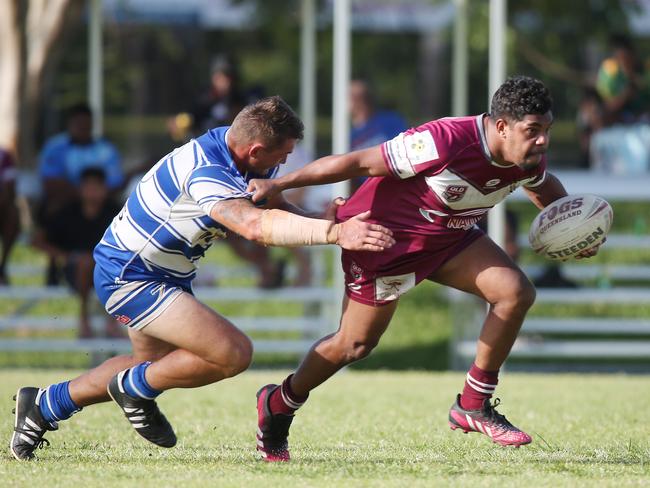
[442,185,467,202]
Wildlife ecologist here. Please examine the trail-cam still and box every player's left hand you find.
[574,238,606,260]
[247,179,281,203]
[336,210,395,252]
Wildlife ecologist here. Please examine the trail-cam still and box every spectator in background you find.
[168,55,247,142]
[596,34,650,125]
[168,54,284,288]
[349,79,408,192]
[576,87,605,168]
[350,79,408,150]
[39,103,124,210]
[589,35,650,174]
[33,168,122,338]
[0,149,20,285]
[38,103,124,285]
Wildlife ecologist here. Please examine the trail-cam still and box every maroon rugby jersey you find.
[337,114,546,251]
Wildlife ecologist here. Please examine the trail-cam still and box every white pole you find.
[487,0,507,248]
[332,0,351,159]
[300,0,316,159]
[452,0,468,117]
[300,0,323,288]
[488,0,506,98]
[331,0,351,313]
[88,0,103,138]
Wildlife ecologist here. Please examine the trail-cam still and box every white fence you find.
[0,255,336,362]
[451,171,650,371]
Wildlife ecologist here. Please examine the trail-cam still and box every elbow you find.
[239,216,265,244]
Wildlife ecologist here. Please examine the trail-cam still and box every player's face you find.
[501,112,553,170]
[250,138,296,173]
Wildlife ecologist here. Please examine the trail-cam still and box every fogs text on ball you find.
[528,194,613,261]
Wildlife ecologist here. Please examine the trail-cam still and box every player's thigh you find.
[128,326,177,363]
[140,291,250,362]
[428,234,532,304]
[337,295,399,345]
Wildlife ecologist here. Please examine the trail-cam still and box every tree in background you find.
[0,0,84,164]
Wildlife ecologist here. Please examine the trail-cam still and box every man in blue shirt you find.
[10,96,395,460]
[350,79,408,152]
[349,79,407,192]
[39,103,124,207]
[38,103,125,285]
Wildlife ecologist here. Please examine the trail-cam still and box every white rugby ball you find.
[528,194,613,261]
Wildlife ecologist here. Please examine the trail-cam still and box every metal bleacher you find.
[450,170,650,372]
[0,253,336,363]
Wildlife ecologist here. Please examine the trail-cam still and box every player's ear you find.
[249,143,265,159]
[495,118,508,138]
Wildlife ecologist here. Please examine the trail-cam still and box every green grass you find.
[1,370,649,487]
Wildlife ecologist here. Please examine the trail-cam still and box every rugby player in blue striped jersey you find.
[10,96,395,460]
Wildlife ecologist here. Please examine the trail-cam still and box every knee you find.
[498,274,536,312]
[220,334,253,378]
[334,336,379,364]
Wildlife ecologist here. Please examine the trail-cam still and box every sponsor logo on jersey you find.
[403,130,438,164]
[484,178,501,187]
[198,229,225,244]
[419,208,435,223]
[375,273,415,301]
[446,215,483,230]
[442,185,467,202]
[150,283,166,296]
[114,314,131,325]
[419,208,448,223]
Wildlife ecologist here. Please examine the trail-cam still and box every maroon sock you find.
[268,374,309,416]
[459,363,499,410]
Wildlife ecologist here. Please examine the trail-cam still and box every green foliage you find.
[42,1,643,163]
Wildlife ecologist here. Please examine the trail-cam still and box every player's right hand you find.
[335,211,395,252]
[247,179,280,203]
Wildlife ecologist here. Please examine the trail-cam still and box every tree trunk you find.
[19,0,84,167]
[0,0,83,166]
[0,1,24,155]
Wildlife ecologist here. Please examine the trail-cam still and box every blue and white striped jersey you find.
[94,126,277,286]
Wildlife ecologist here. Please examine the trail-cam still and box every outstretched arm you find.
[524,172,568,209]
[265,192,314,218]
[247,145,389,203]
[209,197,394,251]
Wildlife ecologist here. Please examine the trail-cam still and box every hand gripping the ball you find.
[574,237,606,260]
[529,194,613,261]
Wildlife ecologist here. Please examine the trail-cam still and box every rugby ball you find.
[528,194,613,261]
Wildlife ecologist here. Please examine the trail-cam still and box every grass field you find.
[1,370,649,487]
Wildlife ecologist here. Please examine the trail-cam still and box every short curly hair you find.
[490,76,553,121]
[231,96,303,149]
